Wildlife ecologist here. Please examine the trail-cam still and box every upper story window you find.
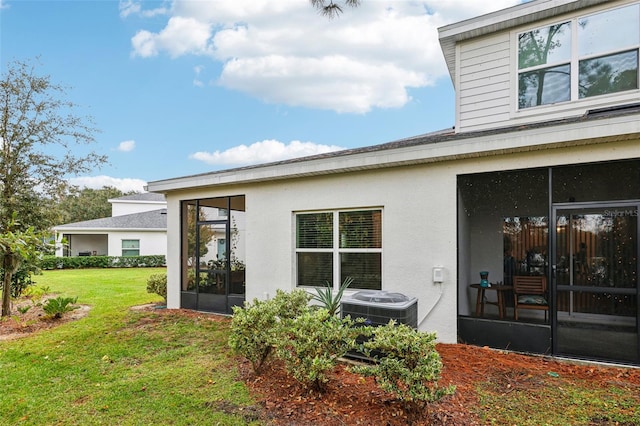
[518,3,640,109]
[295,209,382,290]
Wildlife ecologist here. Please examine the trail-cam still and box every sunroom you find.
[457,158,640,364]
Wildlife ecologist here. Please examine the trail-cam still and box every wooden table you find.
[470,283,513,319]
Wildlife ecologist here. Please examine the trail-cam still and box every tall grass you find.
[0,268,256,425]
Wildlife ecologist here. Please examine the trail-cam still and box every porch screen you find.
[296,209,382,290]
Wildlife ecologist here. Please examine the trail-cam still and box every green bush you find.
[0,264,36,298]
[274,308,364,391]
[229,298,278,374]
[43,296,79,319]
[40,255,166,270]
[228,289,312,374]
[146,273,167,301]
[350,321,455,417]
[270,288,313,320]
[21,285,50,302]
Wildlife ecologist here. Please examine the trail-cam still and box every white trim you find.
[52,228,166,233]
[294,208,383,291]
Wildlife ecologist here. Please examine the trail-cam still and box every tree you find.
[0,58,107,316]
[57,186,134,224]
[0,221,42,316]
[310,0,360,18]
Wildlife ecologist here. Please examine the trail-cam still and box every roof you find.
[109,192,166,203]
[146,104,640,193]
[437,0,610,86]
[53,209,167,232]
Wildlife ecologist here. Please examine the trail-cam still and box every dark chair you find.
[513,276,548,321]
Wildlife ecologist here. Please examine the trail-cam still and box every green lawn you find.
[0,268,257,425]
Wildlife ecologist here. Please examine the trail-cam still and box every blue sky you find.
[1,0,520,192]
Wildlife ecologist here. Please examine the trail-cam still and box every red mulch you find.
[240,343,640,426]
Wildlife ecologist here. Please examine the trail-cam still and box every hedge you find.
[40,255,166,270]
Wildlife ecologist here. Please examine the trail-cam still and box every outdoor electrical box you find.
[433,266,444,283]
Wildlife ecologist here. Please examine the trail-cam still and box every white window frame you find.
[121,239,140,257]
[513,2,640,115]
[295,208,383,291]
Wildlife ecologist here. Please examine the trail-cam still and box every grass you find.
[0,268,257,425]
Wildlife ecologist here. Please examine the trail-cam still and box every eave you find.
[146,111,640,193]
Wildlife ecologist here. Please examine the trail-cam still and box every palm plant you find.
[312,276,353,316]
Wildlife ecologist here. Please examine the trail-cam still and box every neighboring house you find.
[53,193,168,257]
[147,0,640,365]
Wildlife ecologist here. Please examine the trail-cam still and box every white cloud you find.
[131,16,213,59]
[117,140,136,152]
[68,176,147,193]
[119,0,170,18]
[190,139,345,166]
[193,65,205,87]
[130,0,520,113]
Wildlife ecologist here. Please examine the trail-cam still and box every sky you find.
[1,0,521,193]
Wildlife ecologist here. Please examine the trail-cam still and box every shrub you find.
[43,296,79,319]
[350,321,455,417]
[229,298,278,374]
[22,285,50,302]
[0,264,36,298]
[274,308,363,392]
[40,255,166,270]
[228,289,312,374]
[146,273,167,301]
[270,288,313,320]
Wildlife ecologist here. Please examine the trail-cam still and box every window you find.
[518,3,639,109]
[296,209,382,290]
[122,239,140,257]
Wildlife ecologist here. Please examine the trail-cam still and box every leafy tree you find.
[310,0,360,18]
[0,223,42,316]
[57,186,134,224]
[0,58,106,315]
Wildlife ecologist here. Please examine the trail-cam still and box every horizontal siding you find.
[459,97,511,114]
[460,91,509,107]
[458,32,512,131]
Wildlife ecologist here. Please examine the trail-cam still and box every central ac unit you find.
[341,290,418,329]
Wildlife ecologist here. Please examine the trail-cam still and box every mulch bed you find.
[240,341,640,425]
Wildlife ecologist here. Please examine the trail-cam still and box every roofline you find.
[146,112,640,193]
[52,227,166,233]
[108,199,166,204]
[437,0,611,86]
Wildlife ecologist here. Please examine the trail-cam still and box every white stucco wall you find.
[161,137,639,344]
[111,201,166,217]
[164,163,458,342]
[107,231,167,257]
